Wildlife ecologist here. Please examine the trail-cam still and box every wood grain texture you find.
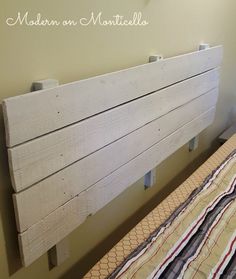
[3,46,222,148]
[18,108,215,267]
[31,78,70,268]
[3,47,222,267]
[8,69,219,192]
[13,89,218,232]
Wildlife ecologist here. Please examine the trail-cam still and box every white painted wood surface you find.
[13,89,218,232]
[30,79,70,267]
[18,108,215,266]
[8,70,219,192]
[2,46,222,267]
[144,53,163,189]
[3,46,222,148]
[187,43,211,152]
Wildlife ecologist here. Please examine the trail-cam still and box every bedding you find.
[84,134,236,279]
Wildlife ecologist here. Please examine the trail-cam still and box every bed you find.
[2,45,223,268]
[84,134,236,279]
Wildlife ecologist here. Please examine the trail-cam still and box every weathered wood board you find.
[3,46,222,148]
[9,69,219,192]
[14,89,218,232]
[18,108,215,266]
[2,46,222,267]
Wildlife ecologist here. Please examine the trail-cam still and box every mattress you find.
[84,134,236,279]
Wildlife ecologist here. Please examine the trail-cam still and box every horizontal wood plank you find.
[9,70,219,192]
[13,89,218,232]
[18,108,215,266]
[3,46,223,147]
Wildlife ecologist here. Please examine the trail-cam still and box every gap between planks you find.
[18,108,216,266]
[13,89,218,233]
[8,69,219,192]
[3,46,223,148]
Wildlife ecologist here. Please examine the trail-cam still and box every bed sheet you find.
[84,134,236,279]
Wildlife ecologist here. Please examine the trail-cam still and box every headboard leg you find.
[48,238,70,267]
[189,136,199,152]
[144,169,157,189]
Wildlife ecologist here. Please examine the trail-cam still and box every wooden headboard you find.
[2,45,222,267]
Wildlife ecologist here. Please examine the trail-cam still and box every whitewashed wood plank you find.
[3,46,223,148]
[18,108,215,267]
[13,89,218,232]
[9,70,219,192]
[18,190,88,267]
[86,109,215,215]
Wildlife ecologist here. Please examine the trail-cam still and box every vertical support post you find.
[32,79,70,267]
[49,238,70,267]
[188,43,210,152]
[189,136,199,152]
[149,54,163,63]
[33,79,59,91]
[144,54,163,189]
[199,43,210,51]
[144,169,157,189]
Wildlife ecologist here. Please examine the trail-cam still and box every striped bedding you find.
[84,135,236,279]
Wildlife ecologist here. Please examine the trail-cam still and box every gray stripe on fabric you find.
[157,179,236,279]
[108,149,236,279]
